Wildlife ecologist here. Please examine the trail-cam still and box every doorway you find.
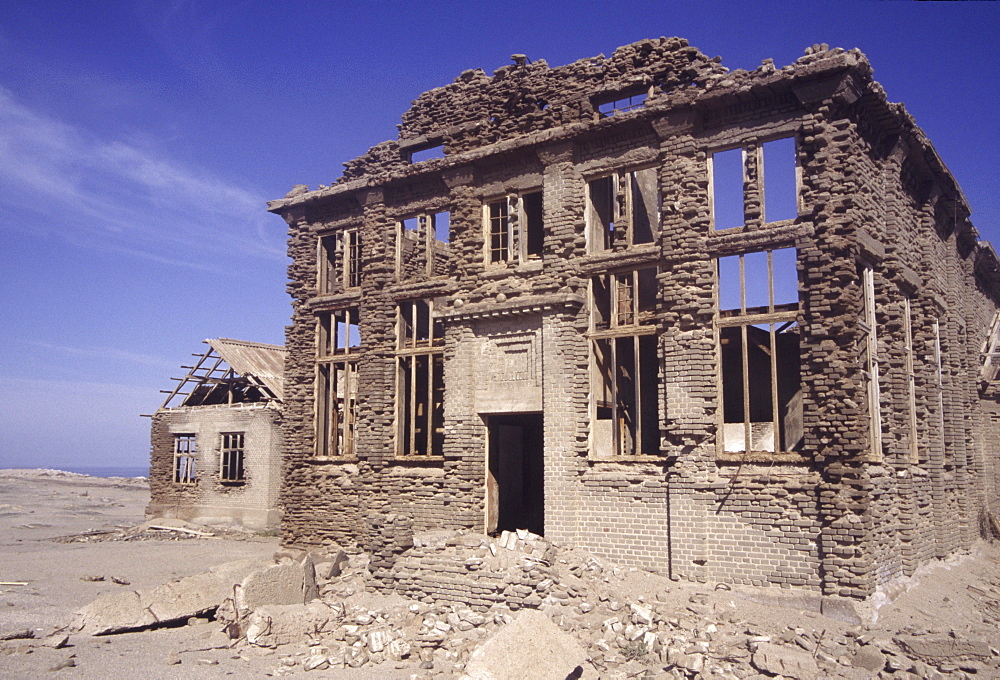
[486,413,544,536]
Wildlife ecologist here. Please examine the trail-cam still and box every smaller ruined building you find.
[147,338,285,530]
[269,38,1000,599]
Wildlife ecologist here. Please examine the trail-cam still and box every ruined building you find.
[147,338,285,530]
[267,39,1000,599]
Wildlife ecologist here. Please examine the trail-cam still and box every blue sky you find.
[1,1,998,471]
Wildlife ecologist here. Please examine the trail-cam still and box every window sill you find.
[588,454,672,464]
[308,456,359,464]
[717,451,808,464]
[219,480,246,487]
[390,456,445,463]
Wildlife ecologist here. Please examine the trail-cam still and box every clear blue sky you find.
[1,1,998,471]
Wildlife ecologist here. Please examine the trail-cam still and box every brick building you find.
[267,39,1000,598]
[147,338,284,531]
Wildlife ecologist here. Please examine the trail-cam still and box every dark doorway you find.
[486,414,544,536]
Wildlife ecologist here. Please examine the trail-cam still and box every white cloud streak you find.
[0,86,284,267]
[27,341,178,370]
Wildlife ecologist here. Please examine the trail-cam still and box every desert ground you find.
[0,469,998,679]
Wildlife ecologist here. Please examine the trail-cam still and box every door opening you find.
[486,413,544,536]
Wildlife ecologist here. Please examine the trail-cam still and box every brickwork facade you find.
[269,39,1000,599]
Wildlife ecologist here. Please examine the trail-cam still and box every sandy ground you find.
[0,469,998,679]
[0,470,411,679]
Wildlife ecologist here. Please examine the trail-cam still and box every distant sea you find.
[50,466,148,479]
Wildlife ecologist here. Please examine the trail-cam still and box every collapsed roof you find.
[160,338,285,409]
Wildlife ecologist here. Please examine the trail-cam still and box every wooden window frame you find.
[173,433,197,484]
[483,191,543,266]
[709,136,800,231]
[859,263,883,461]
[315,308,361,459]
[585,167,659,252]
[219,432,245,483]
[395,300,444,457]
[589,267,660,458]
[716,248,801,457]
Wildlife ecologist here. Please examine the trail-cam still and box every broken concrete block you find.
[387,638,411,661]
[245,601,342,647]
[367,629,390,653]
[751,642,820,680]
[302,654,329,671]
[236,560,316,612]
[820,595,862,625]
[461,609,589,680]
[71,559,264,635]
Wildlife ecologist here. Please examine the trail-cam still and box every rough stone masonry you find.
[267,38,1000,601]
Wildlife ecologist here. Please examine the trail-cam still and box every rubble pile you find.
[47,529,1000,678]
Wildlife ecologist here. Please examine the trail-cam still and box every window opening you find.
[409,144,445,163]
[319,308,361,356]
[597,91,648,117]
[316,307,361,458]
[434,211,450,244]
[220,432,245,482]
[328,228,362,289]
[484,193,543,265]
[980,312,1000,383]
[487,199,510,264]
[522,191,543,258]
[318,235,337,294]
[587,169,659,251]
[590,268,659,457]
[396,300,444,456]
[316,361,358,458]
[718,248,802,454]
[397,211,452,280]
[173,434,196,484]
[903,297,918,464]
[711,138,798,230]
[711,148,744,231]
[762,137,797,222]
[859,263,882,460]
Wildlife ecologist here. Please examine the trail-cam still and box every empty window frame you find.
[318,228,362,292]
[220,432,245,482]
[316,360,358,458]
[709,137,798,230]
[903,296,918,464]
[316,308,361,458]
[589,268,659,457]
[409,143,445,163]
[396,301,444,457]
[397,211,451,280]
[717,248,802,454]
[319,308,361,356]
[173,434,196,484]
[596,91,648,117]
[483,192,543,265]
[980,312,1000,383]
[858,263,882,460]
[590,268,658,331]
[586,168,659,251]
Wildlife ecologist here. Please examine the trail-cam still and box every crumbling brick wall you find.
[270,39,1000,599]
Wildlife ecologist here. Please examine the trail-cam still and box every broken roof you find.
[160,338,286,409]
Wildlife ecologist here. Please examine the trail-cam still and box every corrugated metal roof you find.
[208,338,286,401]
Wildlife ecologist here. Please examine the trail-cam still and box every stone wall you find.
[270,39,1000,599]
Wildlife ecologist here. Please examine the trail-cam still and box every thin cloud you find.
[0,86,284,265]
[28,341,178,370]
